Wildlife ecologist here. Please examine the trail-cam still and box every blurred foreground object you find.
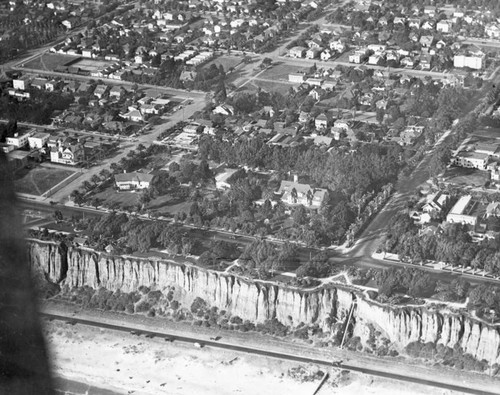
[0,152,53,394]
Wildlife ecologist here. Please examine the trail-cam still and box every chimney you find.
[293,174,298,183]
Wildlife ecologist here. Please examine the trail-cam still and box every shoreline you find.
[41,299,500,395]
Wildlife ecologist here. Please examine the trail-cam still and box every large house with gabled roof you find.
[277,179,327,209]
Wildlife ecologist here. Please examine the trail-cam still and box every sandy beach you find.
[43,318,467,395]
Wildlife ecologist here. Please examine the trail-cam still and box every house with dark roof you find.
[277,179,327,209]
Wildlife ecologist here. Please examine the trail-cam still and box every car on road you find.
[194,342,204,349]
[209,336,221,341]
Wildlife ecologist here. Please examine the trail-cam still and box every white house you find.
[6,132,31,148]
[114,172,154,191]
[215,168,238,190]
[436,20,452,33]
[289,73,306,83]
[454,54,484,70]
[452,151,489,170]
[28,132,50,150]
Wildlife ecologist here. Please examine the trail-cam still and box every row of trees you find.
[383,212,500,276]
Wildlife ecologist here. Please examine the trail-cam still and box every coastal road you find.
[41,310,499,395]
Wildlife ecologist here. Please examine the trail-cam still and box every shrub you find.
[148,290,163,303]
[191,297,208,315]
[138,286,151,294]
[136,301,151,313]
[126,303,135,314]
[170,300,179,310]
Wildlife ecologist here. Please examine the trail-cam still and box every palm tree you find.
[306,189,313,206]
[290,187,298,204]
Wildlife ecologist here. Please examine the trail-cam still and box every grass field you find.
[443,167,490,187]
[252,79,294,95]
[22,53,80,71]
[203,55,242,72]
[258,62,309,82]
[94,186,192,215]
[73,58,114,72]
[14,167,75,196]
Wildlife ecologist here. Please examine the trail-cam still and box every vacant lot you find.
[15,167,75,196]
[23,53,80,71]
[252,79,294,95]
[259,62,309,82]
[443,167,490,187]
[73,58,113,72]
[203,55,242,72]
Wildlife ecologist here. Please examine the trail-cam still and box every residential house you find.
[309,87,326,101]
[31,78,48,90]
[437,20,452,33]
[50,140,84,165]
[486,202,500,218]
[288,73,306,84]
[13,76,30,90]
[114,172,154,191]
[94,84,108,99]
[306,47,322,59]
[320,49,332,61]
[419,35,434,48]
[277,179,327,209]
[422,192,449,214]
[109,86,125,99]
[329,40,346,53]
[213,104,234,116]
[28,132,50,149]
[399,125,424,146]
[486,24,500,39]
[121,107,144,122]
[6,131,31,148]
[349,50,367,64]
[289,46,306,58]
[315,113,328,129]
[215,168,238,190]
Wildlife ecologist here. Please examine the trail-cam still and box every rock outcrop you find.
[28,240,500,365]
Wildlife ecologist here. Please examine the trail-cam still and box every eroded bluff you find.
[29,240,500,365]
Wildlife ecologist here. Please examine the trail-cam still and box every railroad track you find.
[42,312,496,395]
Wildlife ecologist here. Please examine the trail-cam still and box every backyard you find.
[14,166,76,196]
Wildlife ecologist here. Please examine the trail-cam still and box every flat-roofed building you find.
[452,151,489,170]
[446,195,479,226]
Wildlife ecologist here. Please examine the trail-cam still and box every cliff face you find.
[29,240,500,365]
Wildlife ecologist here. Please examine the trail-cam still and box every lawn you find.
[22,53,80,71]
[203,55,242,72]
[258,62,310,82]
[443,167,490,187]
[252,79,294,95]
[94,186,192,215]
[14,167,75,196]
[471,128,500,139]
